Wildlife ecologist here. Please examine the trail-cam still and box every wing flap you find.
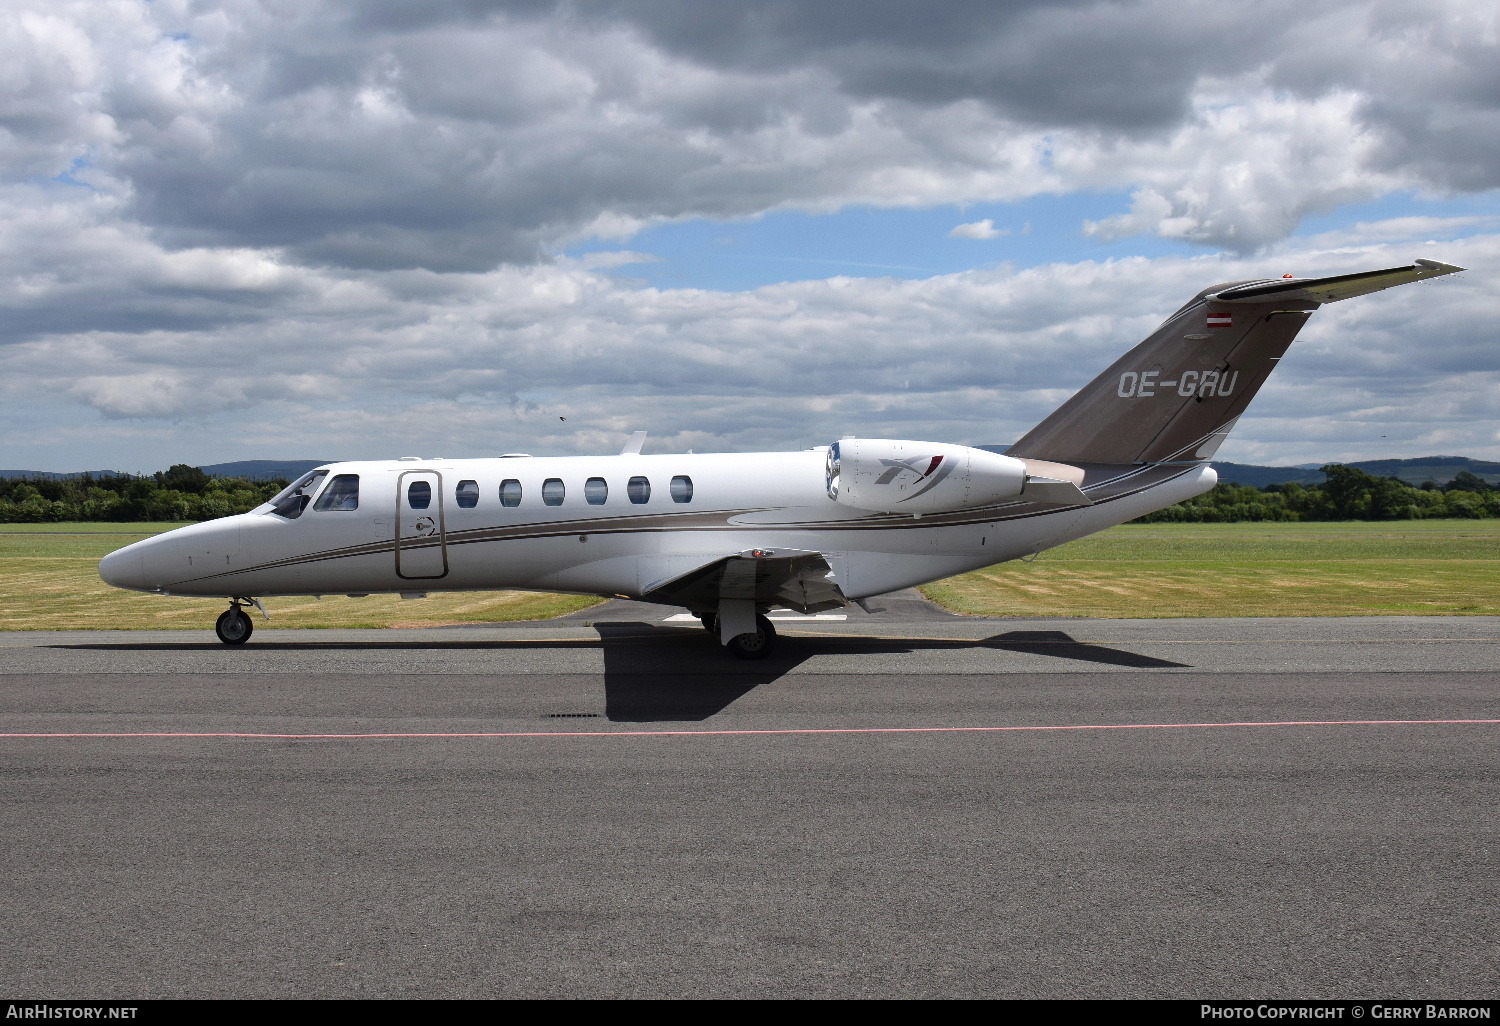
[643,549,846,614]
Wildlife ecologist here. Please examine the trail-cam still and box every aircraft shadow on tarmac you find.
[54,625,1189,723]
[597,624,1192,721]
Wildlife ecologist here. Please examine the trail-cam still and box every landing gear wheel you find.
[725,614,776,660]
[215,607,253,645]
[698,614,715,633]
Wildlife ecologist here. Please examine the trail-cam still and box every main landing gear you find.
[725,614,777,660]
[698,605,778,660]
[215,599,257,645]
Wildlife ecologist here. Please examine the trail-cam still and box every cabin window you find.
[407,480,432,509]
[542,478,565,506]
[268,470,327,520]
[499,479,522,507]
[585,477,608,505]
[455,480,479,508]
[313,474,360,512]
[670,475,693,503]
[627,476,651,504]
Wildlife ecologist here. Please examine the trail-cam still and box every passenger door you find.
[395,470,448,579]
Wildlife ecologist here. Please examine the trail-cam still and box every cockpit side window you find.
[267,470,328,520]
[313,474,360,512]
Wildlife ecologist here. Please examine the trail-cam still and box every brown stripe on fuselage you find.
[177,462,1198,585]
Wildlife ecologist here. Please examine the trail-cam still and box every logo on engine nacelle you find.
[876,455,954,501]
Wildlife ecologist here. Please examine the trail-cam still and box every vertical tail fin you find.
[1007,260,1462,466]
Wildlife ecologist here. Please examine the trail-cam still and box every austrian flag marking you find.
[1207,312,1232,329]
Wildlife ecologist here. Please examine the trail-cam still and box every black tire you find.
[215,608,253,645]
[698,614,715,633]
[725,615,776,660]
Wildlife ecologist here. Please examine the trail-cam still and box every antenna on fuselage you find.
[620,430,647,456]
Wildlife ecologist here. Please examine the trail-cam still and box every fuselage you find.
[98,448,1215,604]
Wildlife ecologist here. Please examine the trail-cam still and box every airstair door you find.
[396,471,448,579]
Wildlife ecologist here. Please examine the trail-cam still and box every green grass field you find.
[4,519,1497,629]
[921,520,1500,618]
[0,523,601,630]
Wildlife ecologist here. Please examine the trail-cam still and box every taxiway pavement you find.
[1,597,1496,998]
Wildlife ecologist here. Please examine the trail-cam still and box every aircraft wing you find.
[1208,259,1463,305]
[641,549,847,614]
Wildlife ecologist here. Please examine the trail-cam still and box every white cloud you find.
[575,250,662,270]
[949,218,1009,240]
[4,0,1496,270]
[1,0,1498,470]
[3,222,1492,468]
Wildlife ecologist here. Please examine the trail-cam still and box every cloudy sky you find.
[2,0,1496,473]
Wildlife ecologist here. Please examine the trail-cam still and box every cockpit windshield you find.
[264,470,328,520]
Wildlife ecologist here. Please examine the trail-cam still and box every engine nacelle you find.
[825,439,1031,514]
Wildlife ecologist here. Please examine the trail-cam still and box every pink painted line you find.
[0,719,1496,740]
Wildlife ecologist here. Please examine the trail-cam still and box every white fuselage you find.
[98,449,1215,604]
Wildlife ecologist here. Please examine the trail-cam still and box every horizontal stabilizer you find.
[1017,458,1092,506]
[1021,478,1092,507]
[1209,259,1463,305]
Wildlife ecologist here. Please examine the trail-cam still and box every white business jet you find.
[99,259,1462,657]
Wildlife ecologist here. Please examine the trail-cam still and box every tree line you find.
[1137,465,1500,522]
[1,461,1496,524]
[0,465,285,523]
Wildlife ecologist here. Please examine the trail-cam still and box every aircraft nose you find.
[99,544,148,591]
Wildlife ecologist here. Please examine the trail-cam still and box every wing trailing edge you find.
[642,549,846,614]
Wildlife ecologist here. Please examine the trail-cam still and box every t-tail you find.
[1007,259,1464,466]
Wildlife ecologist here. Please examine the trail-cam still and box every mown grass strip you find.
[921,520,1500,618]
[0,523,601,630]
[6,520,1497,627]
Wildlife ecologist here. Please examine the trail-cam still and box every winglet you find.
[620,430,647,456]
[1209,258,1464,305]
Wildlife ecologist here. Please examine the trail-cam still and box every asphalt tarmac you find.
[1,594,1496,999]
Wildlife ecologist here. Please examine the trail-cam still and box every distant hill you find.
[1211,463,1327,487]
[198,460,331,481]
[6,455,1498,487]
[1338,457,1500,486]
[0,460,329,482]
[0,469,128,480]
[1214,456,1500,488]
[975,447,1500,488]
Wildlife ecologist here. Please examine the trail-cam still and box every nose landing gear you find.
[214,598,260,645]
